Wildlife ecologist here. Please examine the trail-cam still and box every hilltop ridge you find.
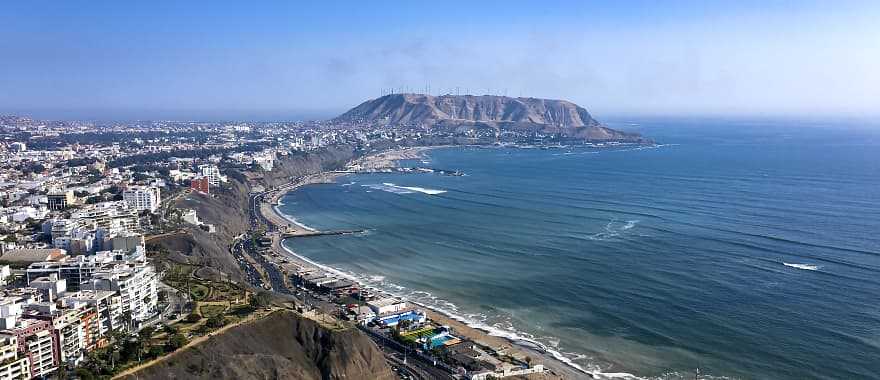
[119,310,396,380]
[335,93,647,142]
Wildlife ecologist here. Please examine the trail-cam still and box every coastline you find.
[260,146,612,380]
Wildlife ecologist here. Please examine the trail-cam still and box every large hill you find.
[119,311,395,380]
[335,93,647,142]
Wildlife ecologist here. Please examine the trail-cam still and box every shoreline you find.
[260,146,621,380]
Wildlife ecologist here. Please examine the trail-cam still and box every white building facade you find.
[122,186,161,213]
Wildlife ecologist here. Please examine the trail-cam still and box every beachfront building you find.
[375,309,427,328]
[470,364,546,380]
[122,185,161,213]
[367,298,407,315]
[346,306,376,326]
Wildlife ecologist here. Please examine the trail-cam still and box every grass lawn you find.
[189,284,210,301]
[199,304,226,318]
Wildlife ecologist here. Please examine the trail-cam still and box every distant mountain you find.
[335,93,647,142]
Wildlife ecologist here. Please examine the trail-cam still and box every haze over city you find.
[2,0,879,120]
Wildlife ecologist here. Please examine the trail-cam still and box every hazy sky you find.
[1,1,878,120]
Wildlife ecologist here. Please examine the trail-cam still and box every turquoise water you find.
[281,118,880,379]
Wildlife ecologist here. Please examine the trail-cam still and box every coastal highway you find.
[230,236,267,289]
[244,175,457,380]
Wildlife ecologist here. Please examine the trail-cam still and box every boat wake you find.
[783,262,820,271]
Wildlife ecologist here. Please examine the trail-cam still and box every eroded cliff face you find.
[150,146,357,281]
[120,311,396,380]
[260,145,357,188]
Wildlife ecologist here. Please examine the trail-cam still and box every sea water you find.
[280,118,880,379]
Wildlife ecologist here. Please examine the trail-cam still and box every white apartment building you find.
[122,185,161,213]
[50,308,85,365]
[0,266,10,287]
[71,201,139,231]
[26,249,144,291]
[0,335,30,380]
[25,329,56,378]
[60,290,122,339]
[198,164,225,186]
[88,262,158,327]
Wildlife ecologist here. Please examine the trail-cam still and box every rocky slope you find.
[119,311,396,380]
[149,147,358,282]
[260,145,356,188]
[336,93,646,142]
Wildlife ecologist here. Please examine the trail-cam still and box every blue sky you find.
[1,1,878,120]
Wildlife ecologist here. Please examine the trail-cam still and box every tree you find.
[147,344,165,358]
[163,324,178,335]
[138,326,156,341]
[74,368,96,380]
[166,333,188,351]
[249,291,272,308]
[185,312,202,323]
[206,315,227,328]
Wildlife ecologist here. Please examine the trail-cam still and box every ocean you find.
[280,118,880,380]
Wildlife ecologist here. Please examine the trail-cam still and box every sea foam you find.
[382,183,447,195]
[361,183,447,195]
[588,219,640,241]
[783,262,820,271]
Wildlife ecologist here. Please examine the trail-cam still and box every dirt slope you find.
[120,311,396,380]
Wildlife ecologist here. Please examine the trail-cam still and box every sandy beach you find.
[259,147,595,379]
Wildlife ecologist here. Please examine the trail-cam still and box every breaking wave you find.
[361,182,447,195]
[783,262,820,271]
[273,205,317,232]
